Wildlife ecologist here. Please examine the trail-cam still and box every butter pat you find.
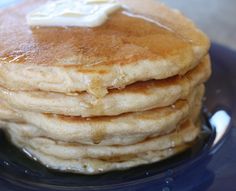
[27,0,121,27]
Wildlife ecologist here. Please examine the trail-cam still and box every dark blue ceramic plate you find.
[0,1,235,191]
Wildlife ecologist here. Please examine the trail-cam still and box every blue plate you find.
[0,1,235,191]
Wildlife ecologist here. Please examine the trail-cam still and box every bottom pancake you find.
[21,144,188,175]
[3,120,198,175]
[5,120,198,159]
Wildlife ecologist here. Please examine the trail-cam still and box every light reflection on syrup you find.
[0,53,27,64]
[22,148,38,162]
[123,11,174,32]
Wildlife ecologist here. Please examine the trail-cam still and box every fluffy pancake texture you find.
[13,142,189,174]
[5,120,198,160]
[0,56,211,117]
[0,0,209,97]
[0,85,204,145]
[0,0,211,174]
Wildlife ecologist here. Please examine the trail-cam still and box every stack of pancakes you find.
[0,0,211,174]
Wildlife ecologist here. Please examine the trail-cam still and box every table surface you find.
[160,0,236,51]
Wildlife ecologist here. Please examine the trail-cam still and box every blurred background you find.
[161,0,236,50]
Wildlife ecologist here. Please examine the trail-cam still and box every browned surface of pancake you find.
[0,0,195,66]
[0,0,209,95]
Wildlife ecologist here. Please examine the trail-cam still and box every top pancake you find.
[0,0,210,97]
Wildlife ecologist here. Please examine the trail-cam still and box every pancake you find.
[15,142,189,175]
[4,120,197,174]
[0,0,209,97]
[0,56,211,117]
[0,102,22,123]
[0,121,6,128]
[5,120,199,159]
[0,85,204,145]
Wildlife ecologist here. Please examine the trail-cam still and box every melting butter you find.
[27,0,121,27]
